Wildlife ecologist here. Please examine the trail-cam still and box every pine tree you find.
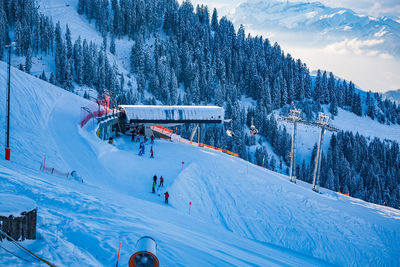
[78,0,85,14]
[330,93,338,116]
[49,72,56,84]
[269,157,276,171]
[352,93,362,116]
[39,71,47,81]
[25,47,32,74]
[65,24,73,59]
[366,92,376,119]
[65,58,73,90]
[55,22,66,86]
[73,37,83,85]
[321,71,329,103]
[0,6,7,60]
[110,34,116,55]
[328,72,335,102]
[313,70,322,102]
[211,8,218,31]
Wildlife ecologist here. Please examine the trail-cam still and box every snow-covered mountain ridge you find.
[384,89,400,103]
[229,0,400,58]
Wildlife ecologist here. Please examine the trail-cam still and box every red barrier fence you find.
[151,126,173,138]
[80,110,106,128]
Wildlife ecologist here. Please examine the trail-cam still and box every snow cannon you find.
[129,236,159,267]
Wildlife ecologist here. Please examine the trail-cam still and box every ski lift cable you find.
[0,230,56,267]
[0,244,34,263]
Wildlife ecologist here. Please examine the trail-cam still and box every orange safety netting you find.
[151,126,239,157]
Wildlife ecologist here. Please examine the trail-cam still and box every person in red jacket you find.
[164,191,169,204]
[159,176,164,187]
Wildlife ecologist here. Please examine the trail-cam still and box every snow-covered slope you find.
[1,61,400,266]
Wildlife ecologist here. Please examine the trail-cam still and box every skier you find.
[150,146,154,158]
[144,136,148,143]
[108,137,113,144]
[141,142,145,155]
[152,181,156,193]
[138,142,143,156]
[150,135,154,144]
[164,191,169,204]
[159,176,164,188]
[153,175,157,184]
[131,131,135,142]
[70,171,83,183]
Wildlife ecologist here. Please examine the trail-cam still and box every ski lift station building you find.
[119,105,225,126]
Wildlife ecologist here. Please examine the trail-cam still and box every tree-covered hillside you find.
[1,0,399,209]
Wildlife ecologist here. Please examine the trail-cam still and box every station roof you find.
[119,105,224,124]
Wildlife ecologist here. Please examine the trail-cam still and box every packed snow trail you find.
[0,157,328,266]
[1,63,400,266]
[0,63,331,266]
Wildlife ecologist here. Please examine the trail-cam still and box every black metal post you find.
[6,45,11,148]
[4,44,12,160]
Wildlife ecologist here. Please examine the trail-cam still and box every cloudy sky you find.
[311,0,400,18]
[189,0,400,19]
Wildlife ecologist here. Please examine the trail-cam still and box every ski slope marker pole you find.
[181,161,184,171]
[189,201,191,215]
[116,242,121,267]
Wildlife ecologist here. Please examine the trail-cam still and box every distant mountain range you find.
[229,0,400,58]
[384,89,400,103]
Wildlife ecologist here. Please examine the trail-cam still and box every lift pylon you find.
[278,111,339,191]
[279,108,301,183]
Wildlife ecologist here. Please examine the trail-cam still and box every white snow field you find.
[1,63,400,266]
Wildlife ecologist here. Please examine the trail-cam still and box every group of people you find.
[131,126,144,142]
[138,142,154,158]
[131,126,155,157]
[152,175,169,203]
[131,126,155,144]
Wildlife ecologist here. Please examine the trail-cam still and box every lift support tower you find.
[279,111,339,191]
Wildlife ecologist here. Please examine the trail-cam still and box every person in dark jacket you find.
[164,191,169,203]
[153,175,157,184]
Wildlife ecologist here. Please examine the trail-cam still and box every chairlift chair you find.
[249,125,258,136]
[226,129,235,137]
[226,120,235,137]
[249,117,258,136]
